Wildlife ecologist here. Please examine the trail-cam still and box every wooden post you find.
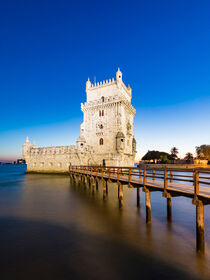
[117,168,120,182]
[167,197,172,222]
[102,168,104,179]
[96,178,98,190]
[143,169,147,186]
[119,183,123,208]
[106,180,108,194]
[89,176,91,188]
[139,169,142,180]
[194,170,199,200]
[103,180,106,200]
[92,177,95,194]
[164,169,168,192]
[170,170,173,183]
[137,187,140,207]
[129,168,132,183]
[196,200,205,253]
[108,168,111,181]
[84,175,87,189]
[152,170,155,181]
[145,189,151,223]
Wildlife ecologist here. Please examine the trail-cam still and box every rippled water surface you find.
[1,165,210,279]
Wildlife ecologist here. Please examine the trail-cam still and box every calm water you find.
[1,165,210,279]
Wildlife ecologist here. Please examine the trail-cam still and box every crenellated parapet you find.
[89,78,115,89]
[29,145,76,155]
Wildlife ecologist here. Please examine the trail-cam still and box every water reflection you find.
[0,166,210,279]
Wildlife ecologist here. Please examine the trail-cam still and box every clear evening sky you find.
[0,0,210,161]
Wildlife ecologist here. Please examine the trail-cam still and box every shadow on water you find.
[0,217,197,280]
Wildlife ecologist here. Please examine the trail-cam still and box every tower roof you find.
[25,136,30,144]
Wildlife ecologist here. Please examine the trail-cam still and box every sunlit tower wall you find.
[80,68,136,166]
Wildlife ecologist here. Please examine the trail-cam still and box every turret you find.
[116,132,125,153]
[77,136,86,153]
[22,136,32,158]
[86,78,91,91]
[116,68,122,85]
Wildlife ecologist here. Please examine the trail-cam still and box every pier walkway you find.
[69,165,210,253]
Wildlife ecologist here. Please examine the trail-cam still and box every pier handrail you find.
[69,165,210,198]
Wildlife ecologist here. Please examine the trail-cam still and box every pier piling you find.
[137,187,140,207]
[145,189,151,223]
[167,197,172,222]
[118,183,123,208]
[196,200,205,253]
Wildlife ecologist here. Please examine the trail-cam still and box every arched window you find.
[99,111,101,117]
[99,138,103,145]
[100,124,103,129]
[101,96,104,102]
[102,110,104,116]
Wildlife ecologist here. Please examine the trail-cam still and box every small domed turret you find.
[116,68,122,83]
[116,131,125,153]
[86,78,91,90]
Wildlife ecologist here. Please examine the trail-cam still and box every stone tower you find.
[79,68,136,166]
[23,69,137,173]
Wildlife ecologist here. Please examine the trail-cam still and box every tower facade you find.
[79,68,136,166]
[23,69,136,173]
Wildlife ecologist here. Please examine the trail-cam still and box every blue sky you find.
[0,0,210,161]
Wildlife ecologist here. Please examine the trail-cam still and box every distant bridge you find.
[69,165,210,254]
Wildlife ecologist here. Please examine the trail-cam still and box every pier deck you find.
[69,165,210,253]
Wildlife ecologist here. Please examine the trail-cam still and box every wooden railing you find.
[69,165,210,198]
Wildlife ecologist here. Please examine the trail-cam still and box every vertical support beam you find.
[194,170,199,200]
[145,189,151,223]
[139,169,142,180]
[137,187,140,208]
[118,183,120,198]
[170,170,173,183]
[89,176,91,188]
[152,170,155,181]
[92,177,95,194]
[108,168,111,181]
[106,180,108,194]
[117,168,120,182]
[167,197,172,222]
[84,175,87,189]
[129,168,132,183]
[164,169,168,193]
[118,183,123,208]
[103,179,106,200]
[96,178,98,190]
[143,169,147,187]
[196,200,205,254]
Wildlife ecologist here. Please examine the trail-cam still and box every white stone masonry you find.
[23,69,137,173]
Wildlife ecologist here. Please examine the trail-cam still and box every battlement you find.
[86,69,132,103]
[89,78,115,89]
[29,145,76,155]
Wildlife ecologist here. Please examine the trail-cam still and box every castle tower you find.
[80,69,136,166]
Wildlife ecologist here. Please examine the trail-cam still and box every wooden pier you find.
[69,165,210,254]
